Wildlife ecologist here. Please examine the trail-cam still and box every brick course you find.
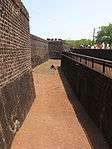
[0,0,31,87]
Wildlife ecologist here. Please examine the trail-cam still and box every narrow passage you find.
[11,60,109,149]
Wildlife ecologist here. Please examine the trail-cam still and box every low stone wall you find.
[71,48,112,61]
[31,34,49,68]
[61,54,112,147]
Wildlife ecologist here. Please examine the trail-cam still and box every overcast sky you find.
[22,0,112,40]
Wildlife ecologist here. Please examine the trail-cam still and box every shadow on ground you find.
[58,67,109,149]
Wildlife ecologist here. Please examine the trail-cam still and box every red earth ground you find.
[11,60,109,149]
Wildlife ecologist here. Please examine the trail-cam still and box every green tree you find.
[96,23,112,48]
[64,39,92,48]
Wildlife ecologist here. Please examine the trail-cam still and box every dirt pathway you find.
[11,60,109,149]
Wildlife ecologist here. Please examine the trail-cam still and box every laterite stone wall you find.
[71,48,112,61]
[61,54,112,147]
[31,34,49,68]
[0,0,35,148]
[47,39,64,59]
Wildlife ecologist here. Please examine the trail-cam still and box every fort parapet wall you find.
[0,0,35,148]
[31,34,49,68]
[71,48,112,61]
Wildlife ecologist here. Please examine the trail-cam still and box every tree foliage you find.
[96,23,112,46]
[64,39,92,48]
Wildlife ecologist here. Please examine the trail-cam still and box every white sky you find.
[22,0,112,40]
